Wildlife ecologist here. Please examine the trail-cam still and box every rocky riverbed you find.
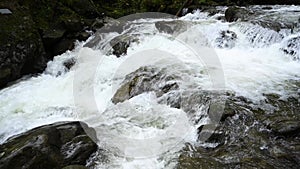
[0,1,300,169]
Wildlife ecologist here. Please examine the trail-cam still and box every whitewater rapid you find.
[0,5,300,169]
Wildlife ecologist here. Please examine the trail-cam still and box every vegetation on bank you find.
[94,0,300,18]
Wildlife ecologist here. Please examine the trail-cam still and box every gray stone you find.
[0,121,98,169]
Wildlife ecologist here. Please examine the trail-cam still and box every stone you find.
[110,34,139,57]
[281,36,300,61]
[225,6,252,22]
[0,121,98,169]
[112,66,179,104]
[215,30,237,48]
[155,20,189,35]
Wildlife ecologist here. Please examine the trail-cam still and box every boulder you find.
[0,121,98,169]
[112,66,179,103]
[225,6,252,22]
[110,34,139,57]
[155,20,190,35]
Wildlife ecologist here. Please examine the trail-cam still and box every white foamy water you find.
[0,6,300,169]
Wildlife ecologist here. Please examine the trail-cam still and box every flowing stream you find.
[0,5,300,169]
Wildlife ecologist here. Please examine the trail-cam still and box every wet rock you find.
[112,66,179,104]
[77,31,91,41]
[63,58,76,70]
[177,88,300,168]
[201,6,219,16]
[62,165,88,169]
[225,6,252,22]
[84,19,128,50]
[63,18,85,33]
[262,6,273,10]
[0,121,98,169]
[178,152,227,169]
[281,36,300,61]
[42,29,66,47]
[110,34,139,57]
[215,30,237,48]
[155,20,190,35]
[53,39,76,56]
[269,120,300,136]
[198,124,226,146]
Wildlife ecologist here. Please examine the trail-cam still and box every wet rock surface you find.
[0,121,98,169]
[177,93,300,168]
[176,90,300,168]
[225,6,299,33]
[215,30,237,48]
[112,66,300,168]
[281,36,300,61]
[155,20,190,35]
[225,6,253,22]
[110,34,139,57]
[112,66,179,104]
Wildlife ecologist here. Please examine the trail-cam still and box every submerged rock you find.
[110,34,139,57]
[215,30,237,48]
[281,36,300,61]
[0,121,98,169]
[63,57,77,70]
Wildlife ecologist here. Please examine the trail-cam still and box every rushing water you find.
[0,5,300,169]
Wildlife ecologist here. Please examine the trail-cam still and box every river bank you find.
[0,1,300,169]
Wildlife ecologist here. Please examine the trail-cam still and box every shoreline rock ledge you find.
[0,121,98,169]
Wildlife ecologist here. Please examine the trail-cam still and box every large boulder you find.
[0,121,98,169]
[112,66,179,104]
